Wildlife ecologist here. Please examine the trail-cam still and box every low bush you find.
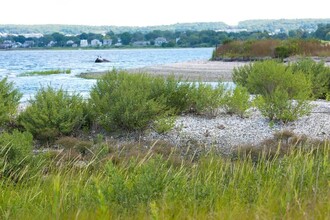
[232,63,253,87]
[247,60,312,122]
[224,85,250,117]
[19,87,85,142]
[289,58,330,99]
[89,71,171,132]
[0,78,22,127]
[0,130,33,178]
[189,82,227,117]
[153,116,176,134]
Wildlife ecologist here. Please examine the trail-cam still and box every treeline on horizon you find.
[1,19,330,35]
[1,23,330,49]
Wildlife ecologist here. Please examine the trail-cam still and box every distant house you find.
[80,40,88,47]
[47,41,57,47]
[132,41,150,46]
[72,44,78,48]
[0,40,14,49]
[66,40,74,45]
[103,39,112,46]
[154,37,167,46]
[91,39,102,47]
[23,41,35,48]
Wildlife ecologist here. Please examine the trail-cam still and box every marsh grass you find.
[20,69,71,76]
[0,140,329,219]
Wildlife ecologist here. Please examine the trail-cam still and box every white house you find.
[103,39,112,46]
[23,41,35,48]
[80,40,88,47]
[47,41,57,47]
[66,40,74,45]
[154,37,167,46]
[91,39,102,47]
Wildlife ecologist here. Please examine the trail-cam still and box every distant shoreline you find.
[0,46,214,52]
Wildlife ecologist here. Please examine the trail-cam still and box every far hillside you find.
[1,19,330,35]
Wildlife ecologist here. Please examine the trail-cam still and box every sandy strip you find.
[80,60,248,81]
[127,60,248,82]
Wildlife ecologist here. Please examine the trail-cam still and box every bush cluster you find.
[234,60,312,122]
[19,87,86,141]
[89,71,234,131]
[289,58,330,99]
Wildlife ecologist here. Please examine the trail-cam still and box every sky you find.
[1,0,329,26]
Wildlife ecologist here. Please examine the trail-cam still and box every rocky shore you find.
[146,100,330,152]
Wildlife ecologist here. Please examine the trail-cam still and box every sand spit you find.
[128,60,247,81]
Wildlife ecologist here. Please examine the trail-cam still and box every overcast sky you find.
[1,0,329,26]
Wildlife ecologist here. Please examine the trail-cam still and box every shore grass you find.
[0,142,329,219]
[20,69,71,76]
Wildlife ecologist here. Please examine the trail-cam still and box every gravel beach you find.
[146,100,330,151]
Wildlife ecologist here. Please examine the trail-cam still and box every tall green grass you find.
[0,143,329,219]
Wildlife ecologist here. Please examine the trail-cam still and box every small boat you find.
[95,56,110,63]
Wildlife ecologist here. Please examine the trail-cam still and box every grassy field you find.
[0,142,329,219]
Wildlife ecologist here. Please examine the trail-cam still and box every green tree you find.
[120,32,132,45]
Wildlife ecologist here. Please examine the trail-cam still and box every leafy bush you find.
[274,46,291,59]
[232,63,253,87]
[224,86,250,117]
[89,71,171,132]
[0,130,33,178]
[153,116,176,134]
[19,87,85,141]
[289,58,330,99]
[149,76,195,114]
[0,78,22,127]
[247,60,312,122]
[190,82,227,117]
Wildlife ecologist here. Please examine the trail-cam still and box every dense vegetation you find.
[0,140,329,219]
[233,58,330,100]
[213,39,330,60]
[0,65,329,218]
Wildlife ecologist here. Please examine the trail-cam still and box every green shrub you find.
[0,130,33,178]
[289,58,330,99]
[90,71,171,132]
[224,86,250,117]
[0,78,22,127]
[151,77,196,114]
[190,82,227,117]
[274,46,292,59]
[19,87,85,141]
[232,63,253,87]
[247,60,312,122]
[153,116,176,134]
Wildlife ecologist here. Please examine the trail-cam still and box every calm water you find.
[0,48,214,102]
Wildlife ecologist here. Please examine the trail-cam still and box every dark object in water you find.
[95,56,110,63]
